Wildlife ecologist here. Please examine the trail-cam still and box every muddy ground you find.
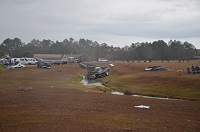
[0,61,200,131]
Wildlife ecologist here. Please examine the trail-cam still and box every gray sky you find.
[0,0,200,48]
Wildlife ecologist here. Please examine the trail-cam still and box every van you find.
[11,58,28,65]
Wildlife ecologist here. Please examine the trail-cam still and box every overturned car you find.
[79,63,109,79]
[144,66,164,71]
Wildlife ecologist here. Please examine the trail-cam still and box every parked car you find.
[74,58,82,63]
[41,62,51,69]
[36,59,51,69]
[144,66,164,71]
[98,58,108,62]
[0,58,10,67]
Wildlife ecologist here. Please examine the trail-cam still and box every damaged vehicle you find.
[144,66,164,71]
[85,65,109,79]
[9,62,26,68]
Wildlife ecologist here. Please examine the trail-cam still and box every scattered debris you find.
[134,105,150,109]
[111,92,124,95]
[109,64,115,67]
[8,62,26,68]
[18,86,32,91]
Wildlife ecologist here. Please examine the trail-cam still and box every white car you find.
[98,58,108,62]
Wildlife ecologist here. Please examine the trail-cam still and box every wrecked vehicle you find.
[79,63,109,79]
[144,66,164,71]
[85,65,109,79]
[9,62,26,68]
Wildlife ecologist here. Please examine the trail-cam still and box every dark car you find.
[191,65,200,74]
[79,63,88,69]
[144,66,164,71]
[41,62,51,69]
[85,66,109,79]
[74,58,82,63]
[36,59,51,69]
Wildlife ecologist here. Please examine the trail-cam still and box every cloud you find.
[0,0,199,48]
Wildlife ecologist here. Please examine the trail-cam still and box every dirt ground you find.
[0,61,200,131]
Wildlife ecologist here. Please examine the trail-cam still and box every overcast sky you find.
[0,0,200,48]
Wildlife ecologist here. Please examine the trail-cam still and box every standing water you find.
[81,78,104,87]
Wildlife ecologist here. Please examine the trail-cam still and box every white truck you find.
[11,58,38,65]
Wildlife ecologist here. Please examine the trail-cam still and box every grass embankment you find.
[0,64,98,92]
[0,61,200,100]
[96,61,200,100]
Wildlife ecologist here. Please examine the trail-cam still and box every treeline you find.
[0,38,199,61]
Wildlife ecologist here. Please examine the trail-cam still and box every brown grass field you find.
[0,60,200,131]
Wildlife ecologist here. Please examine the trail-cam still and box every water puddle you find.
[81,78,104,87]
[111,92,124,95]
[111,92,184,101]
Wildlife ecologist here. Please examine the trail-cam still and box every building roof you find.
[34,54,62,60]
[33,54,84,61]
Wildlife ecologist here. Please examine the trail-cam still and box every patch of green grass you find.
[98,72,200,100]
[0,65,4,70]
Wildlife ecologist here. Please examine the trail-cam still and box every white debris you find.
[134,105,150,109]
[109,64,115,67]
[111,92,124,95]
